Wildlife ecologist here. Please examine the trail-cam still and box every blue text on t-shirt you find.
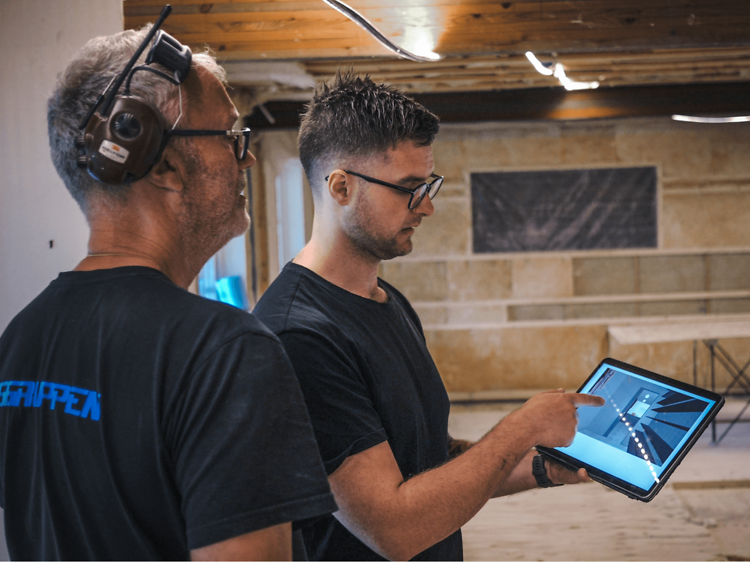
[0,380,101,421]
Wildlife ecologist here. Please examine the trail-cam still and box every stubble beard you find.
[178,148,250,260]
[344,188,412,262]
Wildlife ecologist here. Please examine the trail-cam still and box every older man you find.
[0,25,335,560]
[254,72,604,561]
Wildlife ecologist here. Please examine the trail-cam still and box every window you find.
[197,236,250,310]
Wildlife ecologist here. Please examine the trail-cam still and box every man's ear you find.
[328,169,351,206]
[147,146,185,192]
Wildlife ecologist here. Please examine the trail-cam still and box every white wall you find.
[0,0,123,556]
[257,131,306,280]
[0,0,123,333]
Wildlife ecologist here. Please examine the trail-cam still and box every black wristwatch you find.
[532,454,563,488]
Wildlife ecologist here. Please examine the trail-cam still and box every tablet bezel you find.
[537,357,724,502]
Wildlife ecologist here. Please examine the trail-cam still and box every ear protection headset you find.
[75,5,192,185]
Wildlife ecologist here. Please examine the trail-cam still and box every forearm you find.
[398,426,534,551]
[449,439,538,498]
[447,432,537,499]
[447,439,538,500]
[333,411,535,560]
[191,522,291,561]
[331,390,602,560]
[491,450,537,497]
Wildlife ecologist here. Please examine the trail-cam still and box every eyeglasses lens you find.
[409,177,443,209]
[429,176,443,197]
[234,133,248,161]
[409,183,429,210]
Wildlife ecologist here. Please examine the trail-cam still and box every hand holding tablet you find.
[537,358,724,502]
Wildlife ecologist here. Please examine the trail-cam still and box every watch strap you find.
[532,454,563,488]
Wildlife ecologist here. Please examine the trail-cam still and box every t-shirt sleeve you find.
[164,331,337,551]
[278,329,388,475]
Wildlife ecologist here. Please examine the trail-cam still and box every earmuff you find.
[75,6,192,185]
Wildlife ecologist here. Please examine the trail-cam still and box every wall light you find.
[321,0,442,62]
[672,114,750,124]
[525,51,599,91]
[525,51,553,76]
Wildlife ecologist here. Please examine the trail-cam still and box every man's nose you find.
[414,193,435,217]
[239,150,256,171]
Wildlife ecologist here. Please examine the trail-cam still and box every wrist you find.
[496,409,539,452]
[532,453,563,488]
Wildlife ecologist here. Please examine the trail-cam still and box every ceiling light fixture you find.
[321,0,441,62]
[672,114,750,124]
[525,51,599,91]
[525,51,554,76]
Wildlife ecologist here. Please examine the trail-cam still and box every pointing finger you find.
[569,393,606,407]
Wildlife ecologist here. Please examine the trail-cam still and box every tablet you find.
[537,358,724,502]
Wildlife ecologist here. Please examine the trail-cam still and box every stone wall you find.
[379,117,750,395]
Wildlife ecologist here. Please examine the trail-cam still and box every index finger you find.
[569,393,605,407]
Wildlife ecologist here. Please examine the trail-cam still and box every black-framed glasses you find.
[326,169,443,210]
[169,128,251,161]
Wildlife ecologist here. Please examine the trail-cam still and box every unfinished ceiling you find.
[124,0,750,124]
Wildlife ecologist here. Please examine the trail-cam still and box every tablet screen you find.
[547,359,722,498]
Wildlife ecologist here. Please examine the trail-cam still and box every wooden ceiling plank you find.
[433,30,750,55]
[124,0,748,6]
[125,0,316,8]
[136,31,750,61]
[125,2,345,19]
[125,3,750,35]
[124,0,750,22]
[302,49,750,66]
[297,60,750,91]
[196,38,401,58]
[127,11,444,41]
[305,53,750,74]
[127,9,363,28]
[242,81,750,128]
[299,55,750,86]
[303,46,750,66]
[126,6,750,32]
[435,13,750,38]
[150,29,749,58]
[565,48,750,62]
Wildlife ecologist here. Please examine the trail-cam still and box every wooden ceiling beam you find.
[297,48,750,92]
[243,81,750,128]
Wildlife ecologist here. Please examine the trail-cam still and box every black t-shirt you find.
[0,267,336,560]
[254,263,463,561]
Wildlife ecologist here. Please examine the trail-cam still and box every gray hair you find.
[47,25,225,213]
[298,70,440,200]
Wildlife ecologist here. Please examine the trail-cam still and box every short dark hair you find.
[298,70,440,198]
